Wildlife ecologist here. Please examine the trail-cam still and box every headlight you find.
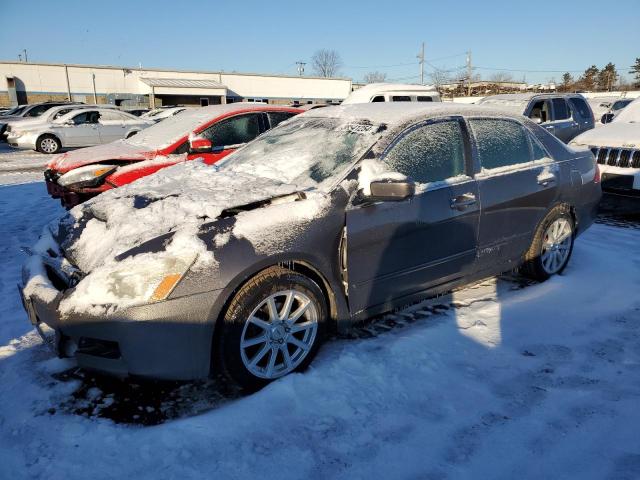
[61,252,197,314]
[58,164,117,188]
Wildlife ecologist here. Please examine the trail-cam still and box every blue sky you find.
[1,0,638,84]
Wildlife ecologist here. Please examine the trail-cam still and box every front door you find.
[467,117,560,266]
[63,110,102,147]
[189,112,263,165]
[345,118,480,315]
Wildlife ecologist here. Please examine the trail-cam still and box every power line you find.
[474,65,585,73]
[345,61,418,69]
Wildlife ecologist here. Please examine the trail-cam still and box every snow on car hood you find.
[48,140,155,172]
[54,160,299,274]
[571,122,640,148]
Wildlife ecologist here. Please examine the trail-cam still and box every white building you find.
[0,61,353,107]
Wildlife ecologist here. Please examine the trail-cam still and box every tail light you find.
[593,163,601,184]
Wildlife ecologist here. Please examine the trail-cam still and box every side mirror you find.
[189,136,212,154]
[364,179,415,202]
[601,113,614,124]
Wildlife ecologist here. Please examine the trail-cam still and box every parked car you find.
[570,97,640,197]
[44,103,303,208]
[3,104,116,138]
[342,83,441,104]
[141,106,190,122]
[6,108,152,154]
[600,98,634,124]
[20,103,601,390]
[478,93,594,143]
[0,101,84,141]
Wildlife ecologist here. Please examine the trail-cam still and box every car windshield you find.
[123,110,203,150]
[1,105,27,116]
[477,97,529,114]
[217,116,384,190]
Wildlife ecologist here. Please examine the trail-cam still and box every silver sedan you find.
[6,108,154,154]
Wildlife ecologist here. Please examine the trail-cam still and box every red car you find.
[44,103,303,208]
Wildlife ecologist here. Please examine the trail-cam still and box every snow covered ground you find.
[0,143,50,185]
[1,153,640,478]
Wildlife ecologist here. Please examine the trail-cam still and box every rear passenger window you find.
[552,98,570,120]
[392,96,411,102]
[268,112,295,128]
[417,96,433,102]
[568,97,591,119]
[383,120,466,184]
[469,119,531,170]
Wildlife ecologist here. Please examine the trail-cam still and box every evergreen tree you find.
[579,65,599,91]
[629,58,640,88]
[597,63,618,91]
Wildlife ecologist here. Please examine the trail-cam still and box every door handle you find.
[537,174,556,187]
[450,193,477,210]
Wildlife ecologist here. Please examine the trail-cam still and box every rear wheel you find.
[36,135,61,154]
[215,266,327,391]
[521,205,575,281]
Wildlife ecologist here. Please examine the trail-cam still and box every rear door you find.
[468,117,559,267]
[97,110,129,143]
[567,96,595,134]
[188,112,262,164]
[346,117,480,314]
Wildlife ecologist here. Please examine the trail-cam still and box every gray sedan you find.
[20,103,601,391]
[7,108,153,153]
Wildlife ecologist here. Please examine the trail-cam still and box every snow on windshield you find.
[219,116,384,189]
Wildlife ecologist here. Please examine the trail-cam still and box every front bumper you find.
[20,256,222,380]
[5,132,37,150]
[44,170,98,209]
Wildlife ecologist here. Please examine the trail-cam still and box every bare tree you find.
[363,71,387,83]
[311,49,343,78]
[429,69,450,91]
[489,71,514,83]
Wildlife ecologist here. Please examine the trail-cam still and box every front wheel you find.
[36,135,61,154]
[215,266,327,391]
[521,205,575,281]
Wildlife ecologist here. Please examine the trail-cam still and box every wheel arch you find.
[36,131,62,148]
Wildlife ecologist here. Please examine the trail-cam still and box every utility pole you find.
[466,51,472,96]
[23,49,28,63]
[417,42,425,85]
[295,61,306,76]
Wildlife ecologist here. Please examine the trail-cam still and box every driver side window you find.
[200,114,261,147]
[382,120,466,184]
[72,111,100,125]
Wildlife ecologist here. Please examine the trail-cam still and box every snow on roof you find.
[139,77,226,89]
[342,83,438,104]
[571,121,640,147]
[304,101,528,129]
[124,102,296,150]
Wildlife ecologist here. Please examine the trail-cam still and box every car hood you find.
[48,140,155,173]
[571,122,640,148]
[52,160,300,273]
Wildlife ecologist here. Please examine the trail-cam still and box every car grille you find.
[591,146,640,168]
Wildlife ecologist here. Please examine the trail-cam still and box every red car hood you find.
[48,140,158,173]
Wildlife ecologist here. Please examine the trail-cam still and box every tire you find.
[215,266,327,391]
[521,205,575,282]
[36,134,61,154]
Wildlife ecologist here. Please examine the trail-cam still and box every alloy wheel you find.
[540,218,572,275]
[240,289,318,379]
[40,137,58,153]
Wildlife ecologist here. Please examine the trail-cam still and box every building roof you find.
[139,77,226,89]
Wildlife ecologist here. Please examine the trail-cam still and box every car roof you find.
[304,102,530,129]
[343,83,439,104]
[481,93,582,102]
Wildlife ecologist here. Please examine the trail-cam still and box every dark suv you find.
[478,93,594,143]
[20,103,601,390]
